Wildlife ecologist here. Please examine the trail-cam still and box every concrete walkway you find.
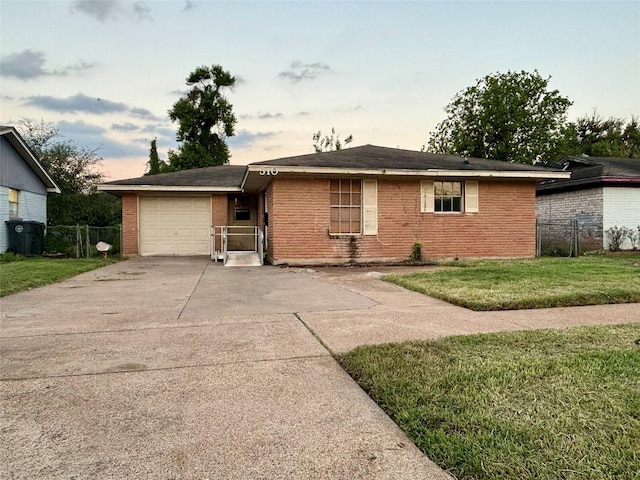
[304,265,640,353]
[1,258,638,479]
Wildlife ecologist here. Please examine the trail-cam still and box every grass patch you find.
[0,256,119,297]
[338,324,640,480]
[384,254,640,310]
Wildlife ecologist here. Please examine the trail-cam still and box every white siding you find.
[1,187,47,253]
[603,187,640,249]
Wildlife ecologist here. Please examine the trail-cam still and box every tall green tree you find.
[18,118,121,227]
[312,127,353,152]
[622,117,640,157]
[560,111,640,158]
[168,65,237,170]
[19,118,104,193]
[426,70,572,164]
[145,138,170,175]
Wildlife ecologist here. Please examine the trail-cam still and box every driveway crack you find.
[294,312,334,355]
[178,260,209,319]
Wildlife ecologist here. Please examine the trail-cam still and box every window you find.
[435,181,462,212]
[330,179,361,234]
[234,208,251,221]
[421,181,479,214]
[8,189,19,218]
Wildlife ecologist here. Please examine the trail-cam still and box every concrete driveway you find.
[1,258,450,479]
[2,258,638,479]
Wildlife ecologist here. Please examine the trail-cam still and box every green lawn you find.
[338,324,640,480]
[0,256,118,297]
[385,254,640,310]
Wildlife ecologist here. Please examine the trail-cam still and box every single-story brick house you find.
[537,156,640,251]
[99,145,568,265]
[1,126,60,254]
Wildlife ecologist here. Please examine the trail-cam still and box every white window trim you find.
[421,180,479,214]
[329,179,363,236]
[362,179,378,235]
[8,188,19,218]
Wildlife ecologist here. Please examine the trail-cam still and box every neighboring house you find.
[537,156,640,251]
[99,144,568,265]
[0,126,61,253]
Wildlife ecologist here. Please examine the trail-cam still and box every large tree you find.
[168,64,237,170]
[145,138,171,175]
[426,70,572,164]
[18,119,121,226]
[560,111,640,158]
[19,119,104,193]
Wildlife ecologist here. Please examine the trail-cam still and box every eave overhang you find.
[97,185,243,194]
[0,126,61,194]
[537,176,640,194]
[242,165,570,192]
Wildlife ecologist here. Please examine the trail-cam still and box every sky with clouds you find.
[1,0,639,181]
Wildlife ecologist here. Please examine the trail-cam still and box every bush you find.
[0,252,25,263]
[629,226,639,250]
[44,229,76,257]
[408,242,423,263]
[606,226,629,251]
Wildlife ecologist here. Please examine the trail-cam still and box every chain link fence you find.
[45,225,121,258]
[536,218,603,257]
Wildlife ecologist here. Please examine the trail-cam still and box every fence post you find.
[76,225,81,258]
[86,225,90,258]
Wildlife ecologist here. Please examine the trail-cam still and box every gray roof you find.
[100,144,567,193]
[538,155,640,193]
[102,165,246,188]
[253,144,556,172]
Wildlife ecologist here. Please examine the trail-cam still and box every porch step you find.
[224,251,262,267]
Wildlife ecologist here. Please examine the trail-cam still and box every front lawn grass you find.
[385,254,640,310]
[338,324,640,480]
[0,256,118,297]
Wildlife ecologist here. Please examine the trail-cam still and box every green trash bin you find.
[5,220,45,255]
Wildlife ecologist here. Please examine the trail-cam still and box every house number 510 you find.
[259,167,279,176]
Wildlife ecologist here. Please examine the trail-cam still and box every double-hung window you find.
[330,179,361,235]
[8,189,19,218]
[434,181,462,212]
[421,180,478,213]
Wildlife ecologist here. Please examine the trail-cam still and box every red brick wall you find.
[211,195,228,251]
[265,184,274,259]
[267,177,537,264]
[121,193,139,255]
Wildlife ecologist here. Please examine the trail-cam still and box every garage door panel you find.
[139,197,211,256]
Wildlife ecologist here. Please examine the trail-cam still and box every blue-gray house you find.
[0,126,60,253]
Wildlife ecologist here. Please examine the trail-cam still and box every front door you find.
[227,195,257,250]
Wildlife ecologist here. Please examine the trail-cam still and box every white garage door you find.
[139,196,211,256]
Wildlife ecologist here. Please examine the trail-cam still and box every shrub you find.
[628,227,639,250]
[0,252,25,263]
[44,230,75,257]
[409,242,423,263]
[606,226,629,251]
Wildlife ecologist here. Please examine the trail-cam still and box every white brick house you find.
[537,156,640,251]
[0,126,60,253]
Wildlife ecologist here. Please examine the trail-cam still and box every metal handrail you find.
[212,225,264,265]
[258,229,264,265]
[222,227,228,265]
